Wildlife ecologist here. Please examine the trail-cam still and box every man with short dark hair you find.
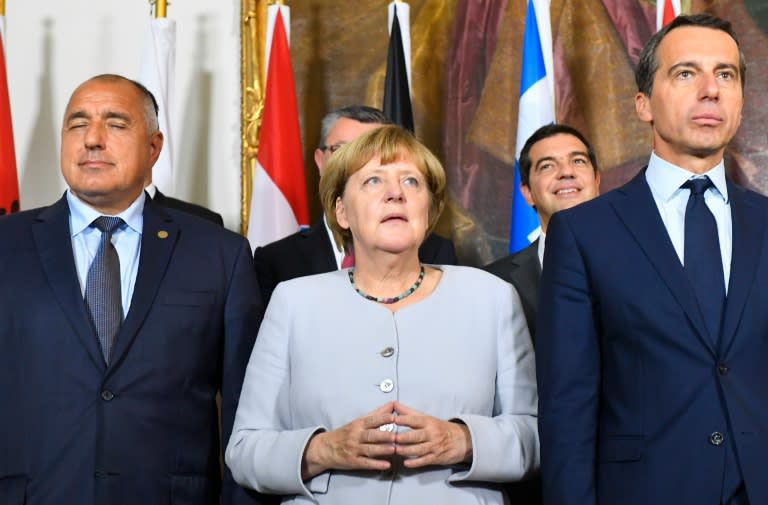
[538,15,766,505]
[253,105,458,306]
[0,74,264,505]
[484,123,600,340]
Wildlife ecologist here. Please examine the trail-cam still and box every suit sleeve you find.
[536,212,600,505]
[220,238,269,505]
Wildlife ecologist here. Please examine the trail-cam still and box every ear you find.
[520,183,536,208]
[148,130,164,167]
[335,196,350,230]
[635,92,652,123]
[314,148,326,176]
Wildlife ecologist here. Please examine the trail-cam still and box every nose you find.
[557,162,576,179]
[84,123,105,150]
[699,73,720,101]
[385,179,405,202]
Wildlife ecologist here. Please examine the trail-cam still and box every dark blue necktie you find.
[85,216,124,364]
[682,177,725,344]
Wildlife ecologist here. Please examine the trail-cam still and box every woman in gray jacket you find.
[226,125,539,504]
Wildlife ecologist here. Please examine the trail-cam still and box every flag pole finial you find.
[152,0,168,19]
[0,1,6,17]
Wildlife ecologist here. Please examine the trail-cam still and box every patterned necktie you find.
[681,177,725,345]
[85,216,124,364]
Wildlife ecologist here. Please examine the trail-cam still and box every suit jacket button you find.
[718,363,729,375]
[101,390,115,401]
[380,347,395,358]
[710,432,724,446]
[379,379,394,393]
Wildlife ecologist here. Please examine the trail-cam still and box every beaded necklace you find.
[348,264,425,304]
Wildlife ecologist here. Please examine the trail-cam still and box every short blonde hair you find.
[319,125,447,253]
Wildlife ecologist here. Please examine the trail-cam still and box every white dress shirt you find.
[644,152,732,291]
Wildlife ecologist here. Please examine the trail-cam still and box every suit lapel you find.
[301,220,337,274]
[108,201,177,371]
[611,171,715,354]
[32,196,107,370]
[720,182,763,356]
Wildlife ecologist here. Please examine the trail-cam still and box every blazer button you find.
[718,363,729,375]
[380,347,395,358]
[710,432,724,446]
[379,379,394,393]
[101,390,115,401]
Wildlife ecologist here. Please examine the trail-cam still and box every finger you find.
[394,427,428,445]
[361,441,397,459]
[361,414,396,431]
[370,401,396,416]
[393,414,427,429]
[393,401,422,416]
[353,456,392,471]
[361,427,397,445]
[401,454,434,469]
[394,441,428,458]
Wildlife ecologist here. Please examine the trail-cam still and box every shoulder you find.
[155,194,223,225]
[271,269,348,300]
[483,242,536,277]
[439,264,515,294]
[159,206,247,252]
[253,229,308,260]
[419,232,458,265]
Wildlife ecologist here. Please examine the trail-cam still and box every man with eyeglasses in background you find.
[252,105,458,306]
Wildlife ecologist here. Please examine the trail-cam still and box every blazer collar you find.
[33,195,107,370]
[720,180,764,356]
[611,170,716,354]
[106,198,178,374]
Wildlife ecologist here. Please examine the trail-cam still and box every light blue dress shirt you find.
[645,152,732,292]
[67,190,144,315]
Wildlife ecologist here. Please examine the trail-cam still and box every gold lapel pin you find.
[157,230,169,239]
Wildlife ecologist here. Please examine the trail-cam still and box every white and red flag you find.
[246,5,308,249]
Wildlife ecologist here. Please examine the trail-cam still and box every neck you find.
[351,251,422,297]
[654,148,724,175]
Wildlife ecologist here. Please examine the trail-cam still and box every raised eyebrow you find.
[667,61,701,76]
[715,63,739,76]
[103,111,132,123]
[570,151,590,159]
[534,156,556,170]
[65,110,90,123]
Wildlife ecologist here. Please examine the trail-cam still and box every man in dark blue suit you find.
[0,74,263,504]
[538,15,766,505]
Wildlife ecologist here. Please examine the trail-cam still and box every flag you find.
[509,0,555,253]
[247,5,308,249]
[0,16,19,216]
[657,0,680,31]
[383,1,414,133]
[139,16,176,196]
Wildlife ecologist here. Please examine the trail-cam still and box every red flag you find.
[657,0,680,31]
[247,6,308,248]
[0,26,19,216]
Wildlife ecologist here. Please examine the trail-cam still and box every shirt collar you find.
[67,189,146,237]
[645,152,729,203]
[144,183,157,199]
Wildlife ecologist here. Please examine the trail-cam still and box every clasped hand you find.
[301,401,472,480]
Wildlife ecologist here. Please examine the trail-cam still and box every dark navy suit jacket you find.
[0,195,264,505]
[537,171,768,505]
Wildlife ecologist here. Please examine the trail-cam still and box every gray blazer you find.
[226,265,539,504]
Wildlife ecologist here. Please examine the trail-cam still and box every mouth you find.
[692,113,723,126]
[79,159,114,169]
[381,214,408,223]
[553,187,581,197]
